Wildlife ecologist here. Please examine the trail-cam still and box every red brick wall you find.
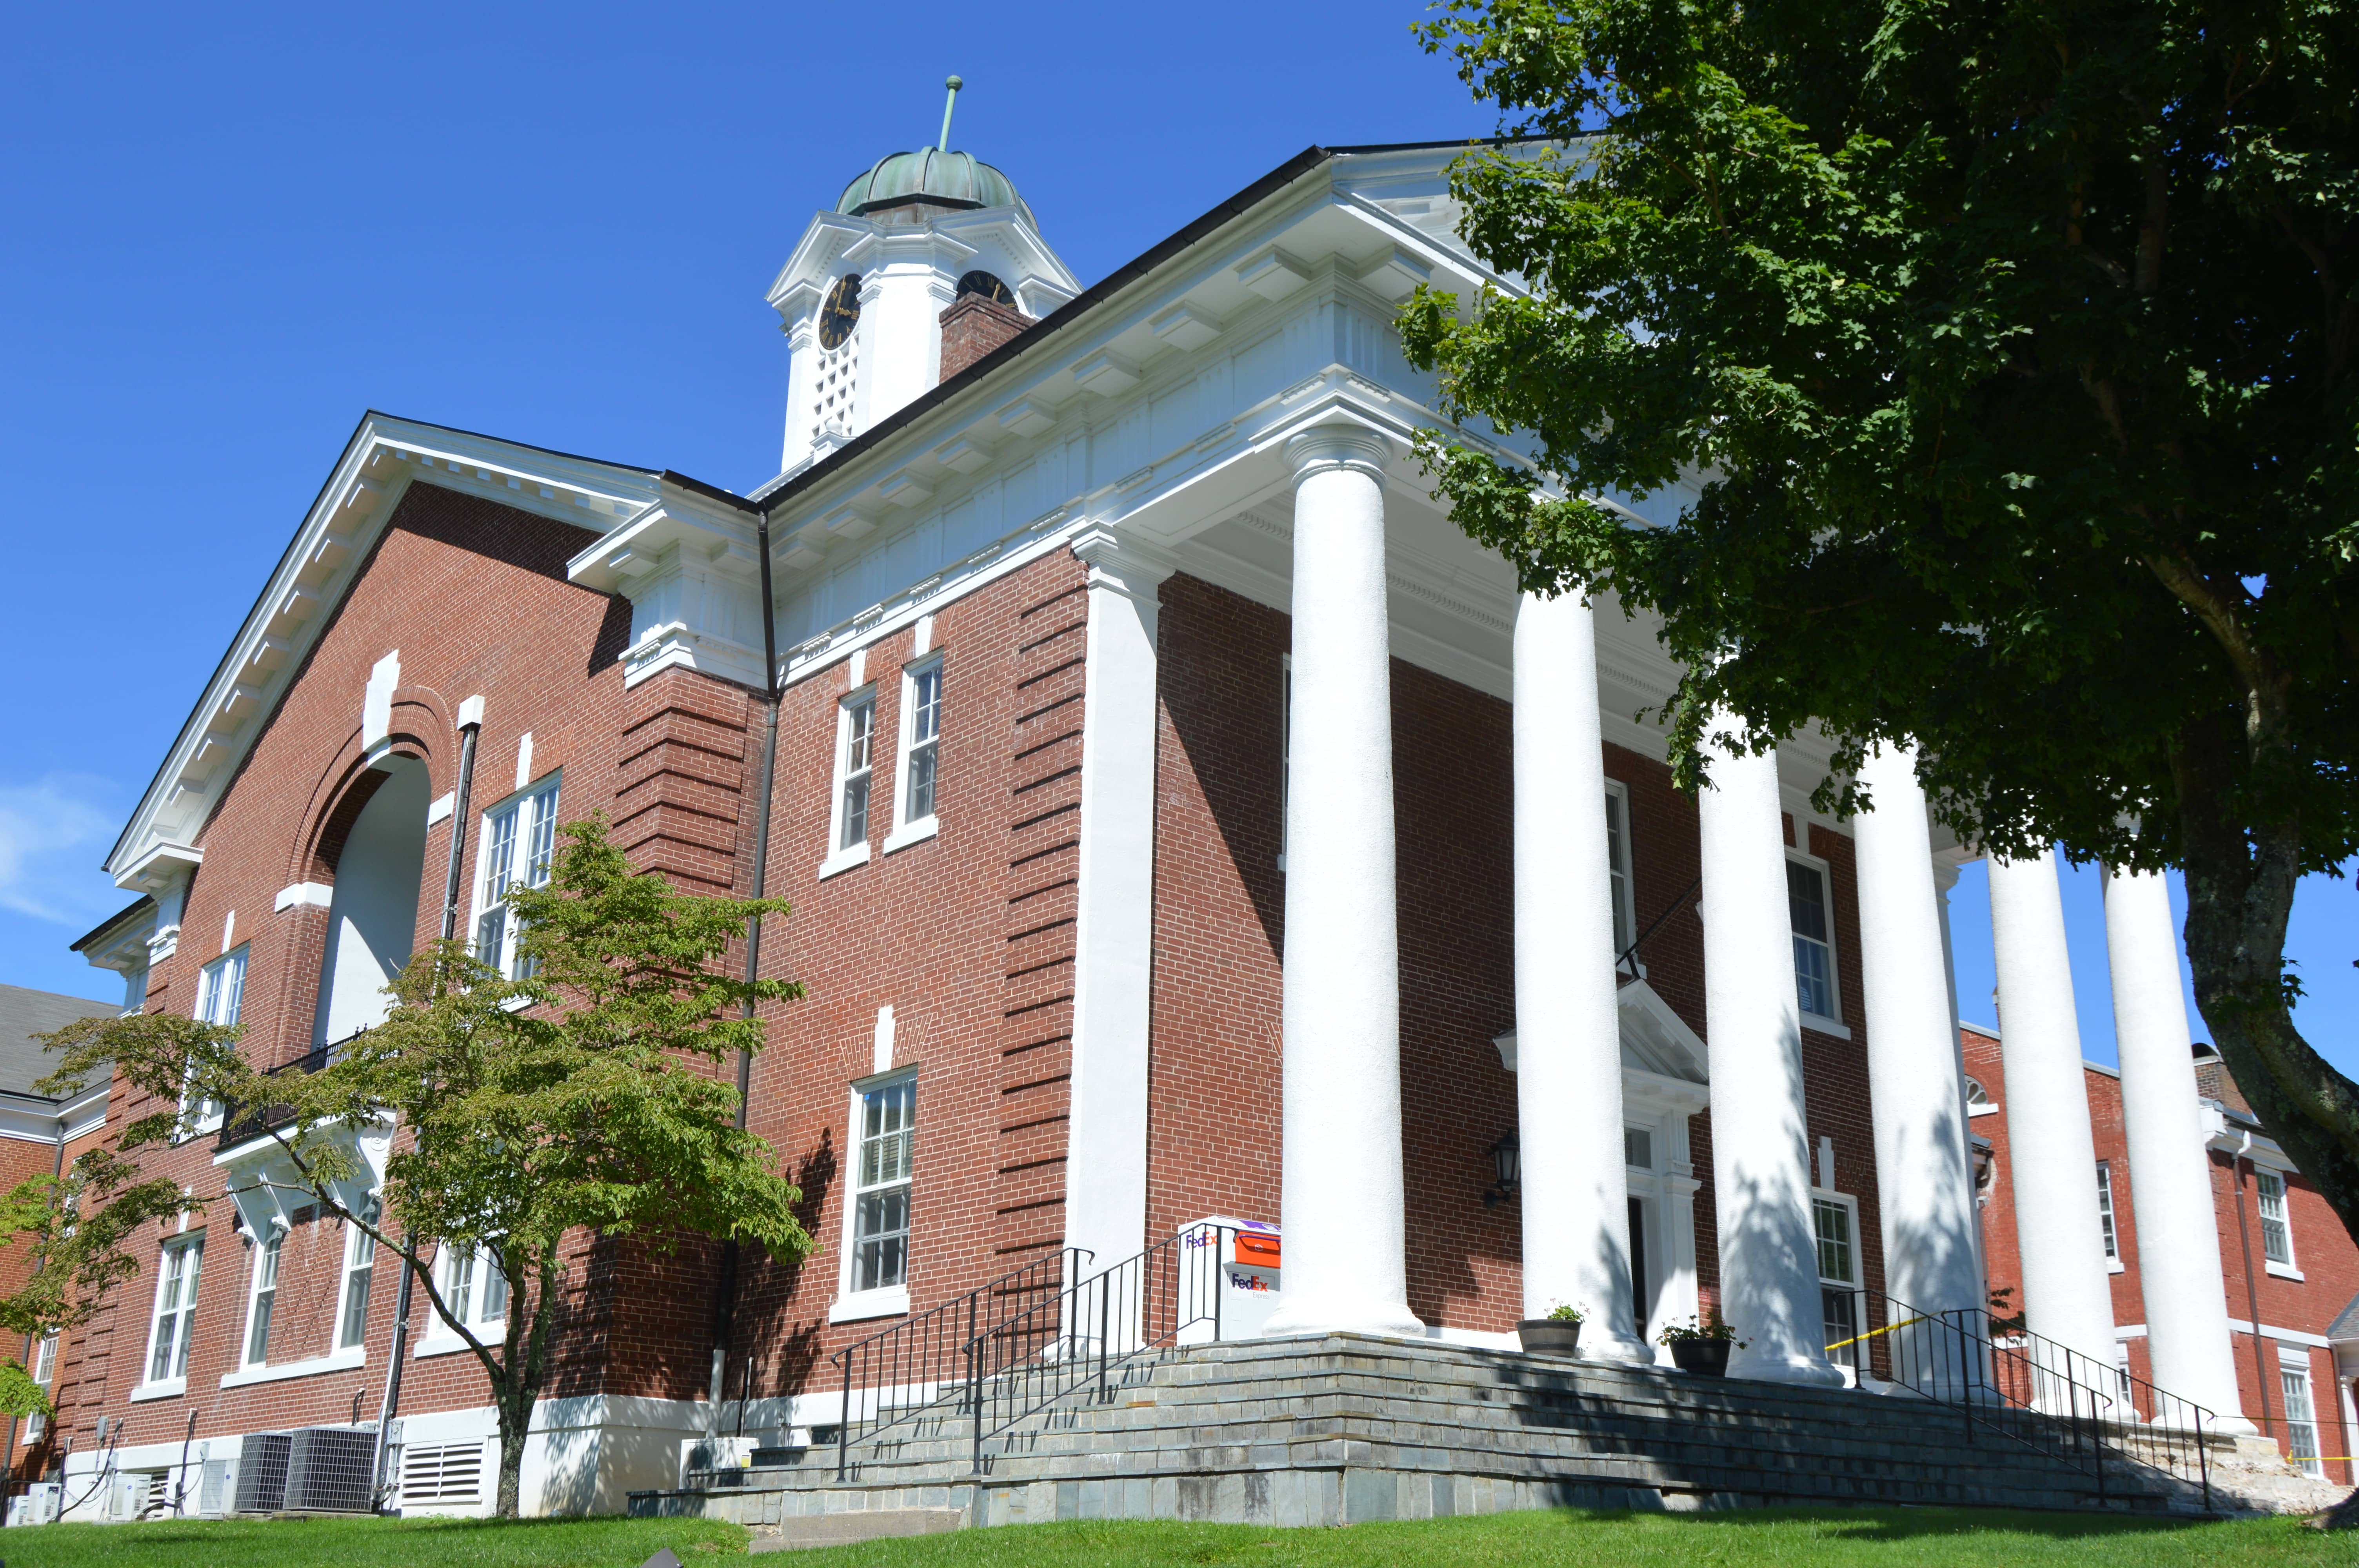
[936,295,1033,384]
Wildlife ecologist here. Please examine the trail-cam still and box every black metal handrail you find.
[1835,1290,2215,1511]
[960,1222,1241,1474]
[214,1033,355,1151]
[829,1246,1089,1480]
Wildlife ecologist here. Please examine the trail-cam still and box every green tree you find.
[1403,0,2357,1352]
[36,815,814,1517]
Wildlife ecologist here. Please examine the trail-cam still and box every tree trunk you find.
[495,1385,530,1519]
[2175,722,2359,1249]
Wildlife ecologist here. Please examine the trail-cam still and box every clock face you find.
[818,274,863,350]
[956,270,1017,307]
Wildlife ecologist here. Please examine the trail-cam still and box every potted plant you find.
[1659,1310,1746,1376]
[1517,1302,1585,1356]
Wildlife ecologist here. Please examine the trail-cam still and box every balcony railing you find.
[214,1033,359,1152]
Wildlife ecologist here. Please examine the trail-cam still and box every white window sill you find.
[881,816,939,855]
[2106,1256,2126,1275]
[416,1324,506,1359]
[128,1378,186,1403]
[1801,1013,1852,1040]
[2266,1261,2305,1282]
[220,1345,366,1388]
[829,1286,910,1325]
[1968,1104,2000,1118]
[818,842,871,881]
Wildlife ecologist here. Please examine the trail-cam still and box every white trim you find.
[881,818,939,855]
[238,1225,284,1370]
[140,1234,202,1391]
[2228,1316,2334,1350]
[1603,777,1639,965]
[823,688,880,871]
[127,1378,186,1403]
[219,1345,366,1388]
[818,842,871,879]
[275,882,334,913]
[1784,847,1843,1027]
[467,773,562,979]
[1800,1014,1853,1040]
[2266,1261,2308,1281]
[828,1286,911,1325]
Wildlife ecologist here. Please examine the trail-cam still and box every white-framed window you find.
[2280,1346,2323,1476]
[437,1243,509,1338]
[2094,1160,2123,1261]
[185,944,247,1134]
[887,657,943,847]
[823,689,879,875]
[472,775,560,980]
[25,1332,58,1439]
[2256,1169,2295,1267]
[1624,1126,1653,1171]
[144,1236,202,1388]
[837,1075,914,1314]
[1787,858,1839,1023]
[243,1227,282,1367]
[338,1199,380,1350]
[1604,782,1638,961]
[1812,1192,1862,1371]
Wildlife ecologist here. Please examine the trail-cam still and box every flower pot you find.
[1669,1339,1732,1377]
[1517,1318,1583,1356]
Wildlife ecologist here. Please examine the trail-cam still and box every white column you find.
[1511,590,1650,1363]
[1853,744,1984,1325]
[2103,865,2257,1431]
[1986,848,2119,1379]
[1062,528,1175,1278]
[1264,426,1421,1339]
[1697,720,1844,1385]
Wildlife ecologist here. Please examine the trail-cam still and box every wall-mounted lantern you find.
[1483,1131,1521,1207]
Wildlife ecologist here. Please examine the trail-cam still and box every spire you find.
[938,75,963,152]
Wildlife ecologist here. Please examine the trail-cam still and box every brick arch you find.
[282,686,454,887]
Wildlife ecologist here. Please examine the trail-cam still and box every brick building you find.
[39,129,2291,1520]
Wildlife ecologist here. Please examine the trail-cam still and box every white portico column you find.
[1697,720,1845,1385]
[1511,590,1651,1363]
[1264,426,1422,1339]
[1987,848,2120,1382]
[1852,744,1985,1330]
[2103,866,2257,1430]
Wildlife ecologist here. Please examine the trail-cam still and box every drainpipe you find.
[369,703,483,1508]
[709,509,783,1440]
[2229,1130,2273,1439]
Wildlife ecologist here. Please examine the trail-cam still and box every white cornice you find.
[108,415,662,885]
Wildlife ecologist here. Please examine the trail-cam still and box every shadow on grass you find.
[1519,1504,2228,1540]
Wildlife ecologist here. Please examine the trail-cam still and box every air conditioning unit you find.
[232,1426,378,1514]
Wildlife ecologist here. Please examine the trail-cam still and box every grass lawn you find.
[0,1511,749,1567]
[0,1505,2344,1567]
[782,1508,2344,1568]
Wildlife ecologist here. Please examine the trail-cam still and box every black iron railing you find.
[959,1222,1243,1473]
[214,1034,354,1152]
[829,1247,1089,1481]
[1833,1290,2216,1511]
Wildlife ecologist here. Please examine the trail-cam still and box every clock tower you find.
[767,80,1080,479]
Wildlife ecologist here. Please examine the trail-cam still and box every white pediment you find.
[1491,978,1709,1085]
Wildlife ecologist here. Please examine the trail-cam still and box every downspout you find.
[371,706,483,1507]
[2230,1130,2274,1439]
[709,509,783,1440]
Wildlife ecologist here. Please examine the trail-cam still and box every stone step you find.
[749,1507,966,1552]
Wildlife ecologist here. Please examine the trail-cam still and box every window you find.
[2095,1161,2120,1260]
[851,1078,915,1294]
[829,691,878,863]
[185,945,247,1133]
[2281,1354,2323,1477]
[1787,860,1837,1020]
[473,778,560,980]
[1604,785,1636,960]
[440,1244,509,1336]
[1964,1076,1993,1109]
[1624,1126,1653,1171]
[900,661,942,829]
[338,1200,379,1350]
[145,1236,202,1386]
[26,1333,57,1439]
[1814,1196,1860,1370]
[1627,1196,1649,1327]
[244,1228,282,1366]
[2256,1170,2294,1266]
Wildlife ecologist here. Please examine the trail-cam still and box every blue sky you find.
[5,3,2352,1073]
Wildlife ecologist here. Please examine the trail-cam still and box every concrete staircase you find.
[629,1331,2315,1542]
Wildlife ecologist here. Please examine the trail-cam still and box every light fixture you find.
[1483,1131,1521,1207]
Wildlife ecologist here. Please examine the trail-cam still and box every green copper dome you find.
[838,149,1023,218]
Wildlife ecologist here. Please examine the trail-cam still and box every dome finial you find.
[938,75,963,152]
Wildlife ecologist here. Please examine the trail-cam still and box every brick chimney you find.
[938,294,1034,383]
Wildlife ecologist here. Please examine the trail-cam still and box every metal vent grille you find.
[401,1441,485,1506]
[233,1432,292,1514]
